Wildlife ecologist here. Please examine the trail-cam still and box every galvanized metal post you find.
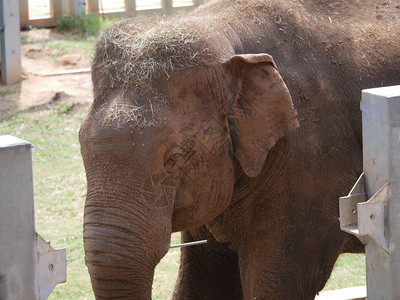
[361,85,400,299]
[0,136,37,299]
[0,135,67,300]
[0,0,21,85]
[73,0,86,14]
[339,86,400,299]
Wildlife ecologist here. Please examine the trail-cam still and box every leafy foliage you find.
[56,13,115,37]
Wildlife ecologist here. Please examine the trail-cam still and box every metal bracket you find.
[170,240,208,249]
[36,234,67,300]
[339,173,389,252]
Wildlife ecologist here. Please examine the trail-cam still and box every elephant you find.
[79,0,400,299]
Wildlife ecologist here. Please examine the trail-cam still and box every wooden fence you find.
[19,0,206,28]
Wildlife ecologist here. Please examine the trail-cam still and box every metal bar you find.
[0,0,22,85]
[37,67,91,76]
[170,240,207,249]
[36,234,66,299]
[361,85,400,299]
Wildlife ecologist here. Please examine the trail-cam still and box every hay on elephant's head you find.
[102,101,165,129]
[92,17,218,100]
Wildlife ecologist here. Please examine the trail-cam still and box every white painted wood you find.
[315,286,366,300]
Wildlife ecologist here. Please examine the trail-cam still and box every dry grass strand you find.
[92,17,218,100]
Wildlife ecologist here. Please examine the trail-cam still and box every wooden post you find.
[163,0,173,14]
[19,0,29,25]
[87,0,99,14]
[0,0,22,85]
[125,0,136,16]
[194,0,203,7]
[361,86,400,299]
[51,0,62,20]
[60,0,71,15]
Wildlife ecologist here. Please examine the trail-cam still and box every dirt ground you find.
[0,29,93,119]
[1,0,197,119]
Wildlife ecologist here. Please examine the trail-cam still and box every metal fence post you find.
[0,136,37,299]
[361,86,400,299]
[0,0,21,85]
[0,135,67,299]
[73,0,86,14]
[339,85,400,299]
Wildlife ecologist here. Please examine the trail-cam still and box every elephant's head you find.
[79,21,298,299]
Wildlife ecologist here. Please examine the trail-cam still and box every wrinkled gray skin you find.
[80,0,400,299]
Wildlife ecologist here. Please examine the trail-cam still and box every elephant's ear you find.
[224,53,299,177]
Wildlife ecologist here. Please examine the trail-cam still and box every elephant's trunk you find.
[83,174,173,299]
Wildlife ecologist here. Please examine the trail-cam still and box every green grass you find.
[0,104,181,299]
[323,253,366,290]
[0,106,91,299]
[0,104,365,298]
[153,234,181,299]
[0,84,21,96]
[46,39,96,56]
[56,13,117,37]
[57,102,76,115]
[21,15,120,59]
[21,30,96,57]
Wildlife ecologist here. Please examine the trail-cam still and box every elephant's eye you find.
[163,147,184,173]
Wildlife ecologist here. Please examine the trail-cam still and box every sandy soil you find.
[2,0,198,119]
[0,29,93,119]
